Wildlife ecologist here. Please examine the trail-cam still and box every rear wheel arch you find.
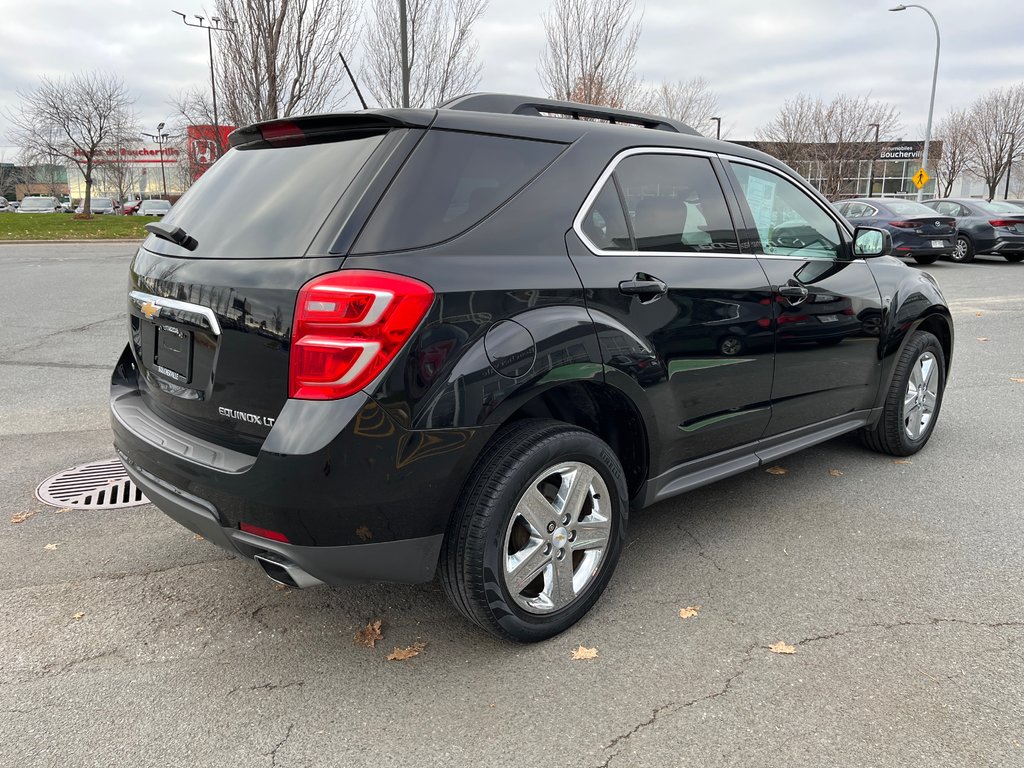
[494,381,650,502]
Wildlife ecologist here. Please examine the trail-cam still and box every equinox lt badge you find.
[218,407,276,427]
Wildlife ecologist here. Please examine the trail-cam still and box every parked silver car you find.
[136,199,172,217]
[16,196,60,213]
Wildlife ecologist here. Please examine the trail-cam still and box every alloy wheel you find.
[502,461,611,614]
[903,351,938,440]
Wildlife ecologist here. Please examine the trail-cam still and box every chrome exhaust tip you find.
[253,552,323,589]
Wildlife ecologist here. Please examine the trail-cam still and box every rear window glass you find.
[975,200,1024,214]
[886,200,937,216]
[353,130,563,253]
[146,134,385,258]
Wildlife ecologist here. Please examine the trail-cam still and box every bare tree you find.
[639,77,719,134]
[363,0,488,108]
[213,0,359,126]
[754,93,901,199]
[933,108,974,198]
[0,151,25,199]
[5,72,135,216]
[966,85,1024,200]
[539,0,643,109]
[97,143,141,204]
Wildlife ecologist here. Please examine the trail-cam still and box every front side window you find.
[729,162,842,260]
[612,153,738,253]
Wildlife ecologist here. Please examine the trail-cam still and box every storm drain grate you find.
[36,459,150,510]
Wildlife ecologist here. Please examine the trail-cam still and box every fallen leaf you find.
[11,510,38,524]
[678,606,701,619]
[976,311,984,317]
[977,337,989,342]
[387,641,426,661]
[44,543,58,551]
[1011,378,1024,384]
[354,619,384,648]
[893,459,912,465]
[829,469,844,477]
[769,641,796,654]
[765,466,787,475]
[355,525,373,542]
[193,534,204,541]
[55,507,73,514]
[571,645,599,660]
[72,612,86,621]
[273,583,289,592]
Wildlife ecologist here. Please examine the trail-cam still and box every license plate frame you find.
[154,323,193,382]
[931,240,947,248]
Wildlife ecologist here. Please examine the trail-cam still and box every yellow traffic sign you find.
[912,168,930,189]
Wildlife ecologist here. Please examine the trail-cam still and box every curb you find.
[0,239,145,245]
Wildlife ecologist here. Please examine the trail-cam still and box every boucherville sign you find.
[72,147,181,164]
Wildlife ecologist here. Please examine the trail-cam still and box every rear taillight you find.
[289,270,434,400]
[989,219,1020,228]
[239,522,290,542]
[889,221,918,229]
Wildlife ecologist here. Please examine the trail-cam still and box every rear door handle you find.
[619,274,668,302]
[778,281,809,306]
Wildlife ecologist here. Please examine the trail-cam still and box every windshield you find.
[21,198,54,210]
[887,201,937,216]
[93,198,113,207]
[975,200,1024,215]
[144,201,171,210]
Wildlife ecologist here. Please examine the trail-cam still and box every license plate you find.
[931,240,946,248]
[818,314,839,323]
[155,324,192,381]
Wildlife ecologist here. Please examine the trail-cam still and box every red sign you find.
[187,124,235,180]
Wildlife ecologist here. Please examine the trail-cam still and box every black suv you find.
[111,94,953,642]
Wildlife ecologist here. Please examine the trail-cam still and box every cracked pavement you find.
[1,243,1023,767]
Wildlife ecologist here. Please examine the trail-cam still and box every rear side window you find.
[353,131,563,253]
[146,133,386,258]
[613,154,739,253]
[580,179,631,251]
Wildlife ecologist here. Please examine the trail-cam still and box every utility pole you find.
[399,0,410,108]
[710,117,721,140]
[172,11,232,157]
[867,123,880,197]
[1004,132,1016,200]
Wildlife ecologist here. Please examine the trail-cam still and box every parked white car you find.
[136,199,172,217]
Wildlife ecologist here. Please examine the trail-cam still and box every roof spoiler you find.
[229,110,436,149]
[439,93,701,136]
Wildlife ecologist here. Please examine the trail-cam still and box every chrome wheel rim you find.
[953,238,968,260]
[903,351,939,440]
[502,461,612,614]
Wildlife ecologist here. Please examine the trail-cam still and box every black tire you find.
[440,419,628,642]
[1003,253,1024,263]
[860,330,946,456]
[949,235,975,263]
[913,253,940,265]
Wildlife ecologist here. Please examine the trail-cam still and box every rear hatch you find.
[126,114,427,455]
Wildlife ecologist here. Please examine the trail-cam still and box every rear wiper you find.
[145,222,198,251]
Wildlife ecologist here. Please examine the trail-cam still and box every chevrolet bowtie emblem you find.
[140,300,161,320]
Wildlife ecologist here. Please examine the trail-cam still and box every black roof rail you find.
[439,93,702,136]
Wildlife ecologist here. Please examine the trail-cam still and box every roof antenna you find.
[338,51,368,110]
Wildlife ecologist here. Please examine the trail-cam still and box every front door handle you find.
[778,280,809,306]
[619,274,668,303]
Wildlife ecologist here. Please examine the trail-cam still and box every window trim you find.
[573,147,748,258]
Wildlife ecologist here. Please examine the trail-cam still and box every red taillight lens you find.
[260,120,305,147]
[989,219,1020,228]
[289,270,434,400]
[888,220,918,229]
[239,522,290,542]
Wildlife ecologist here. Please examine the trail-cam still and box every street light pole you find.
[710,116,722,140]
[399,0,410,108]
[172,11,231,157]
[1004,131,1016,200]
[142,122,170,198]
[890,4,940,202]
[867,122,880,197]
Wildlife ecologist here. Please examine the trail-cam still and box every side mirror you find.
[852,226,891,258]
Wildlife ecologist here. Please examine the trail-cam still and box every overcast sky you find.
[1,0,1021,156]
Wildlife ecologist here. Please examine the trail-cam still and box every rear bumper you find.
[119,457,443,585]
[990,237,1024,253]
[111,345,489,584]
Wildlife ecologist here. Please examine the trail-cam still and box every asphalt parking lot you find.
[2,241,1023,768]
